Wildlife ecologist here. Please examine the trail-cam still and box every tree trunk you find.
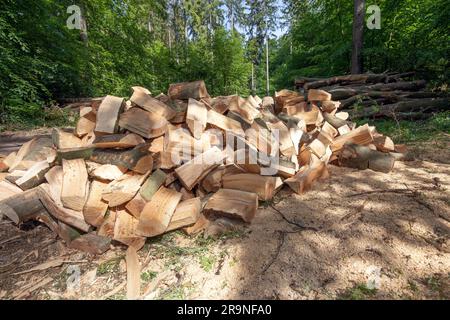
[351,0,365,74]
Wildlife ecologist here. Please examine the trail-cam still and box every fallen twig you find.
[269,205,319,231]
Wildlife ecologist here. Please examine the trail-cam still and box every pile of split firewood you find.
[0,80,408,255]
[296,73,449,120]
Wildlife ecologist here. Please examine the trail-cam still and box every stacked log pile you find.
[0,80,407,255]
[295,73,449,119]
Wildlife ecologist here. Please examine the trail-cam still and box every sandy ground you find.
[0,138,449,300]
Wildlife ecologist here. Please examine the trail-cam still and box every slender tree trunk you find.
[266,35,270,96]
[351,0,365,74]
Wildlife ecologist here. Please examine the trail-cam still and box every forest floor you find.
[0,131,449,300]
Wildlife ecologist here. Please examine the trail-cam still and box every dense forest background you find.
[0,0,448,127]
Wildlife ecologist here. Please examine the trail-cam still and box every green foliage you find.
[341,283,378,300]
[358,111,450,143]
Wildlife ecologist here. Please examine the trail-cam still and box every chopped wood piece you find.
[93,133,145,149]
[338,125,351,136]
[204,189,258,223]
[373,135,395,153]
[125,193,147,219]
[222,173,282,201]
[9,137,54,171]
[130,89,176,120]
[321,101,341,113]
[207,109,245,136]
[119,107,168,139]
[229,96,260,124]
[98,210,117,238]
[90,164,127,181]
[175,147,225,191]
[95,95,125,134]
[285,163,329,195]
[168,80,209,100]
[57,146,94,161]
[166,198,201,232]
[308,89,332,101]
[338,143,396,173]
[125,247,141,300]
[69,233,111,255]
[132,154,153,174]
[1,152,17,172]
[0,189,46,224]
[52,128,83,149]
[267,120,296,157]
[83,180,109,227]
[103,172,148,207]
[137,187,182,237]
[183,214,210,235]
[90,144,150,172]
[75,117,96,137]
[140,169,167,201]
[114,211,146,250]
[331,124,374,152]
[149,136,164,153]
[201,166,225,193]
[210,95,234,114]
[60,159,88,211]
[186,98,208,139]
[15,161,50,190]
[0,180,23,201]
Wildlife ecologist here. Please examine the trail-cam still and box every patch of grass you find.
[141,270,158,283]
[97,257,123,276]
[408,280,419,293]
[426,275,442,293]
[356,111,450,144]
[0,106,78,132]
[199,255,216,272]
[106,293,125,300]
[340,283,378,300]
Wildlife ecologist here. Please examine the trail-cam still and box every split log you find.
[331,124,374,152]
[140,169,167,201]
[15,161,50,190]
[373,135,395,153]
[125,247,141,300]
[168,80,209,100]
[90,164,127,181]
[285,163,329,195]
[166,197,201,232]
[75,117,96,137]
[175,147,225,191]
[93,134,145,149]
[95,95,125,134]
[0,188,47,224]
[57,146,94,161]
[183,214,210,235]
[186,99,208,139]
[137,187,182,237]
[52,129,83,149]
[125,193,147,219]
[210,95,234,114]
[42,167,91,231]
[229,96,261,124]
[83,180,109,227]
[9,137,54,171]
[222,173,282,201]
[97,210,117,238]
[130,89,176,120]
[308,89,332,101]
[207,109,245,136]
[61,159,88,211]
[0,180,23,201]
[102,172,148,207]
[204,189,258,223]
[0,152,16,172]
[114,210,146,250]
[119,107,168,139]
[90,144,150,173]
[338,143,396,173]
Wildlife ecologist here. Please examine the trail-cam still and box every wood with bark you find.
[90,144,150,173]
[0,188,47,224]
[68,233,111,255]
[338,143,396,173]
[125,193,147,219]
[93,134,145,149]
[168,80,209,100]
[140,169,167,201]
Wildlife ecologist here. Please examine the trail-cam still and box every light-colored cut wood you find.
[331,124,374,152]
[130,89,176,120]
[285,163,329,195]
[90,164,127,181]
[95,95,125,134]
[83,180,109,227]
[308,89,332,101]
[166,198,201,232]
[93,133,145,149]
[15,161,50,190]
[114,211,146,250]
[125,193,147,219]
[102,172,148,207]
[207,109,245,136]
[61,159,88,211]
[175,147,225,191]
[186,99,208,139]
[222,173,282,201]
[137,187,182,237]
[126,247,141,300]
[204,189,258,223]
[119,107,168,139]
[140,169,167,201]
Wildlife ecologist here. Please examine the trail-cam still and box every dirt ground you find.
[0,136,449,300]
